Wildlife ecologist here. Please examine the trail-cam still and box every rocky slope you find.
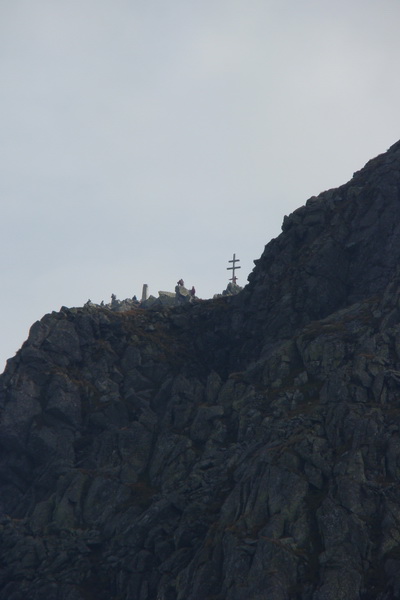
[2,142,400,599]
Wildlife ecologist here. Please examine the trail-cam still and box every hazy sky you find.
[1,0,400,370]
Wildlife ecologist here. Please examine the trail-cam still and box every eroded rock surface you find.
[2,142,400,598]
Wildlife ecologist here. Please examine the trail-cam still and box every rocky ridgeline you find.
[2,142,400,599]
[85,282,243,313]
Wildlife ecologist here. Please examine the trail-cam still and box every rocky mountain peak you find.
[236,139,400,358]
[1,143,400,599]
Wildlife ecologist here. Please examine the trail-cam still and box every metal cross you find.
[227,253,241,283]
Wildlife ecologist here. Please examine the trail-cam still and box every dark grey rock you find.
[3,141,400,598]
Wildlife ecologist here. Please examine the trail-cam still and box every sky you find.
[1,0,400,371]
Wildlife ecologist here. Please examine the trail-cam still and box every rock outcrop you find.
[85,285,198,312]
[2,142,400,599]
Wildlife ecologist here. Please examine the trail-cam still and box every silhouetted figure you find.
[177,279,184,287]
[190,286,196,296]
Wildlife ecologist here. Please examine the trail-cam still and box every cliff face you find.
[2,142,400,600]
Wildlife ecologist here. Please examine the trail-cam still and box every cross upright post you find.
[227,253,241,283]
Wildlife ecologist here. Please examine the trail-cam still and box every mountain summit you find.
[2,142,400,599]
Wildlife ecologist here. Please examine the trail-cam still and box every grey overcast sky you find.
[1,0,400,370]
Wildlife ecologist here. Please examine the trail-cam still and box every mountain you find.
[2,141,400,599]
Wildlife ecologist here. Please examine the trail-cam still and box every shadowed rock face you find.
[2,142,400,599]
[236,140,400,360]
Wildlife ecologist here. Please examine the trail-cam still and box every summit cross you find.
[227,253,241,283]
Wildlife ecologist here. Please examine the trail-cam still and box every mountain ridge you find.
[2,142,400,598]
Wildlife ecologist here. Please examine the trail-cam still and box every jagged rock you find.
[214,281,243,298]
[3,142,400,598]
